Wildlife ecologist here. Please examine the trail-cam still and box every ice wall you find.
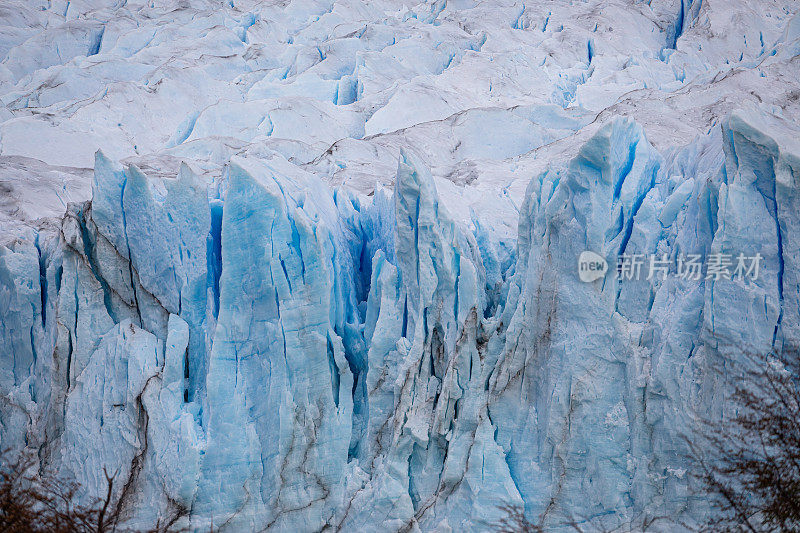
[1,111,799,531]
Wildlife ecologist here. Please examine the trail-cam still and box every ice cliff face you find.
[1,0,800,531]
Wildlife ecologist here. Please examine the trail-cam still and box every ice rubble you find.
[1,0,800,531]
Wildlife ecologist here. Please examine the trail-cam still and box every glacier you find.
[1,0,800,531]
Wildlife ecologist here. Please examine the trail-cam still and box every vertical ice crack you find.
[88,25,105,56]
[769,169,785,348]
[34,232,47,328]
[511,4,526,30]
[453,250,461,324]
[207,199,223,320]
[327,332,340,408]
[618,161,659,256]
[119,173,143,326]
[78,209,117,323]
[670,0,685,50]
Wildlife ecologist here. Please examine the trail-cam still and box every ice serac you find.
[58,320,162,513]
[45,151,214,529]
[1,110,799,531]
[486,117,664,528]
[194,157,354,530]
[717,110,799,354]
[338,149,521,532]
[0,232,58,457]
[480,113,799,530]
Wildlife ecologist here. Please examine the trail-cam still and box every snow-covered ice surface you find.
[1,0,799,531]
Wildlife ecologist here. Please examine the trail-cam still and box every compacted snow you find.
[1,0,799,531]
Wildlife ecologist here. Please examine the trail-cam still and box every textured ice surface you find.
[1,0,800,531]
